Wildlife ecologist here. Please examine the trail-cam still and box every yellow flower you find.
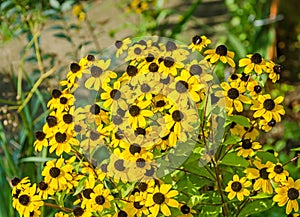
[125,43,147,61]
[126,100,153,129]
[33,130,48,152]
[163,40,190,62]
[266,61,282,83]
[89,183,114,212]
[267,163,289,183]
[188,35,211,52]
[236,139,262,158]
[239,53,267,74]
[225,174,251,201]
[158,56,184,77]
[204,45,235,67]
[247,79,263,99]
[260,118,277,132]
[37,181,55,200]
[115,38,132,57]
[273,177,300,214]
[72,4,86,22]
[49,130,79,156]
[145,184,179,216]
[178,203,197,217]
[250,94,285,122]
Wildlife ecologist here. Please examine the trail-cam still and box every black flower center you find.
[19,194,30,206]
[129,105,140,117]
[11,177,21,186]
[60,97,68,104]
[52,89,62,98]
[176,80,188,93]
[242,139,252,149]
[90,131,100,141]
[166,41,177,51]
[133,201,143,209]
[145,166,155,176]
[70,63,81,73]
[100,163,108,173]
[83,188,94,199]
[115,40,123,49]
[181,204,191,214]
[95,195,105,205]
[118,210,128,217]
[163,57,175,67]
[190,64,202,76]
[211,94,220,104]
[138,182,148,192]
[230,122,237,128]
[136,158,146,168]
[146,54,155,62]
[153,192,165,204]
[91,66,103,77]
[110,89,121,100]
[172,110,184,122]
[87,54,95,61]
[74,125,82,133]
[273,65,282,74]
[156,100,166,107]
[230,74,239,80]
[49,167,61,178]
[141,84,151,93]
[134,127,146,136]
[254,85,262,94]
[259,168,269,179]
[227,88,239,99]
[112,115,123,126]
[288,188,299,200]
[231,181,242,192]
[63,114,73,124]
[35,131,46,141]
[129,143,141,155]
[216,45,228,56]
[55,132,67,143]
[160,75,170,84]
[149,62,159,72]
[117,108,125,117]
[134,47,142,55]
[274,165,284,174]
[192,35,202,45]
[73,207,84,216]
[251,53,262,64]
[268,119,276,127]
[263,99,275,111]
[90,104,101,114]
[114,159,125,171]
[241,73,249,82]
[115,130,124,140]
[38,181,48,190]
[127,65,138,77]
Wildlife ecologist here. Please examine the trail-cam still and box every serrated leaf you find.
[220,152,249,167]
[238,198,274,216]
[228,115,250,127]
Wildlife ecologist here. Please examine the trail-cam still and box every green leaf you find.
[223,135,240,146]
[20,157,54,163]
[53,33,72,43]
[255,151,277,164]
[238,198,274,216]
[227,32,247,58]
[227,115,250,127]
[49,0,60,9]
[220,152,249,167]
[73,176,87,196]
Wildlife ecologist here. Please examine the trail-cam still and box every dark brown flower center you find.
[136,158,146,168]
[156,100,166,107]
[146,54,155,62]
[251,53,262,64]
[112,115,123,126]
[163,57,175,67]
[63,114,73,124]
[268,119,276,127]
[216,45,228,56]
[190,64,202,76]
[254,85,262,94]
[35,131,46,141]
[141,84,151,93]
[263,99,275,111]
[133,201,143,209]
[134,127,146,136]
[153,192,165,204]
[110,89,121,100]
[49,167,61,178]
[117,108,126,117]
[274,165,284,174]
[114,159,125,171]
[149,62,159,72]
[73,207,84,216]
[83,188,94,199]
[145,166,155,176]
[87,54,95,61]
[192,35,202,45]
[115,40,123,49]
[288,188,299,200]
[259,168,269,179]
[91,66,103,77]
[60,97,68,104]
[181,204,191,214]
[74,124,82,132]
[38,181,48,190]
[134,47,142,55]
[231,181,242,192]
[129,105,140,117]
[95,195,105,205]
[129,143,141,155]
[100,163,108,173]
[11,177,21,186]
[241,73,249,82]
[172,110,184,122]
[166,41,177,51]
[118,210,128,217]
[227,88,239,99]
[273,65,282,74]
[176,80,188,93]
[90,104,101,114]
[70,63,81,73]
[52,89,62,98]
[55,132,67,143]
[19,194,30,206]
[160,75,170,84]
[90,131,100,141]
[127,65,138,77]
[138,182,148,192]
[115,129,124,139]
[242,139,252,149]
[230,74,239,80]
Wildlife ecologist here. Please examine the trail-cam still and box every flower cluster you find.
[11,34,298,216]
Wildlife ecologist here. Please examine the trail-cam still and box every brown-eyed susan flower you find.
[133,73,159,101]
[247,79,263,99]
[12,184,43,217]
[221,81,251,115]
[163,40,189,62]
[244,160,274,194]
[47,90,75,112]
[33,130,48,152]
[266,61,282,83]
[260,118,277,132]
[159,56,183,77]
[42,158,73,191]
[75,104,109,125]
[204,45,235,67]
[251,94,285,122]
[267,163,289,183]
[107,150,129,182]
[188,35,211,52]
[37,181,54,200]
[113,210,130,217]
[126,43,147,61]
[273,177,300,214]
[115,38,131,57]
[89,183,114,212]
[67,55,95,84]
[126,100,153,129]
[72,4,86,22]
[236,139,262,158]
[239,53,267,74]
[124,200,150,217]
[55,212,69,217]
[225,174,251,201]
[145,184,179,216]
[49,130,79,156]
[72,207,92,217]
[178,204,197,217]
[126,0,149,14]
